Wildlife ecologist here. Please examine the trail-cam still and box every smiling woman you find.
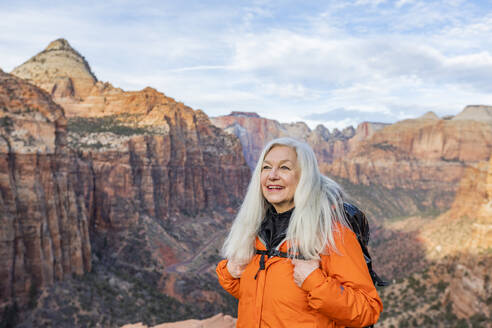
[260,145,300,213]
[216,137,383,328]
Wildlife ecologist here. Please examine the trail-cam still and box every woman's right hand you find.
[226,260,247,278]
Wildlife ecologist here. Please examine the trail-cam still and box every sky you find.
[1,0,492,130]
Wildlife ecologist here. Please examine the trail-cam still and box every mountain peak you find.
[452,105,492,123]
[45,38,74,52]
[229,111,260,118]
[419,111,439,120]
[11,38,97,99]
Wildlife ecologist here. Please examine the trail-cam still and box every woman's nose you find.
[268,167,279,179]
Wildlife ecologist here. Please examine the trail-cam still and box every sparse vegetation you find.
[67,115,154,136]
[0,116,13,133]
[372,142,398,152]
[377,256,492,327]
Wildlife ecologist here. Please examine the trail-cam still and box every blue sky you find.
[1,0,492,130]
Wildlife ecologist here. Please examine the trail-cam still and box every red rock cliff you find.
[0,70,91,312]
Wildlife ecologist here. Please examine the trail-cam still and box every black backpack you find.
[343,203,389,287]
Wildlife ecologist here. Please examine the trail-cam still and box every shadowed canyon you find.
[1,39,491,327]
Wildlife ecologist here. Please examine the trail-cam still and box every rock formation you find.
[122,313,236,328]
[0,70,91,312]
[11,38,97,100]
[6,38,492,326]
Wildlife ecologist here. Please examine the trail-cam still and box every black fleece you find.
[258,206,294,250]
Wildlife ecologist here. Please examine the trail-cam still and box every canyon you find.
[1,38,491,327]
[2,39,250,327]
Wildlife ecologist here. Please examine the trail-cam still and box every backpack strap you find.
[254,249,303,279]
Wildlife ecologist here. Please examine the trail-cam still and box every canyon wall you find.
[0,70,91,311]
[328,111,492,217]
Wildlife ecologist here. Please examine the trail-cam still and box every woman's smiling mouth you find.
[267,185,284,190]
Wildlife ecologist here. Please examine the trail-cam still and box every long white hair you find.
[221,137,349,263]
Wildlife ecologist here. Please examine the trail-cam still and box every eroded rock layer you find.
[0,70,91,311]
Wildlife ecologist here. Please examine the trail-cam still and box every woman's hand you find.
[226,260,247,279]
[291,259,320,287]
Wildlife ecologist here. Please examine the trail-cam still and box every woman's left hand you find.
[291,259,320,287]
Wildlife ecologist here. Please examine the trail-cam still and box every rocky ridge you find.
[419,155,492,260]
[211,111,375,169]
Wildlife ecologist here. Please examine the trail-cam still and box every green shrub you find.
[436,280,449,293]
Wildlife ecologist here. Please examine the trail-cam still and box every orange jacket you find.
[216,225,383,328]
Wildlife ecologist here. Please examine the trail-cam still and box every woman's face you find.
[260,145,300,213]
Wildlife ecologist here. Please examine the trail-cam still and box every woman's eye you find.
[262,165,271,170]
[281,166,290,170]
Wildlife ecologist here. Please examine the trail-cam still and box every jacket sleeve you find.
[216,259,241,299]
[300,227,383,327]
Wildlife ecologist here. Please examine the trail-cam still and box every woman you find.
[216,138,383,327]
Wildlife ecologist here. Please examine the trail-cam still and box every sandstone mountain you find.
[11,38,97,100]
[4,39,250,326]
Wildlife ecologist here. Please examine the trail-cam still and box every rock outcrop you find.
[122,313,236,328]
[0,70,91,311]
